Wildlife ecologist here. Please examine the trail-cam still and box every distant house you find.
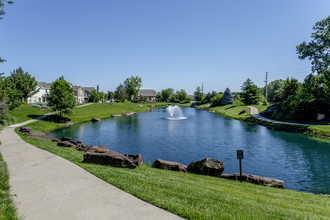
[83,87,95,102]
[138,89,156,102]
[73,86,85,103]
[27,82,52,104]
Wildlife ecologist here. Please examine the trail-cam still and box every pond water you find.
[47,107,330,194]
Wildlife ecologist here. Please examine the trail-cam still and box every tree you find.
[89,89,100,102]
[211,94,223,107]
[194,86,203,102]
[282,77,301,99]
[115,84,127,101]
[241,79,260,105]
[47,77,76,117]
[221,88,234,105]
[0,0,14,63]
[296,16,330,87]
[156,92,162,102]
[161,88,173,102]
[5,67,39,103]
[107,91,115,100]
[124,76,142,101]
[176,89,188,102]
[267,79,285,103]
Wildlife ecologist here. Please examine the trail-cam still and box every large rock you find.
[84,146,136,169]
[220,173,284,188]
[187,158,224,177]
[111,114,122,118]
[151,159,187,172]
[57,141,76,148]
[19,126,31,134]
[75,144,93,152]
[58,137,92,151]
[124,154,143,166]
[61,137,82,145]
[91,118,101,122]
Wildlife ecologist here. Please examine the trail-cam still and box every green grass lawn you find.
[208,104,267,121]
[16,130,330,219]
[7,104,51,124]
[27,103,149,132]
[0,152,18,220]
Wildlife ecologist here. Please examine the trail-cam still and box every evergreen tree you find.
[194,86,203,102]
[241,79,260,105]
[221,88,234,105]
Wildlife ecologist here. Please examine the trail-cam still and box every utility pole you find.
[265,72,268,102]
[202,82,204,94]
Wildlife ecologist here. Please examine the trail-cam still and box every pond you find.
[47,107,330,194]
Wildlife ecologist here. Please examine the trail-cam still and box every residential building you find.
[73,86,85,103]
[138,89,157,102]
[83,87,95,102]
[27,82,51,104]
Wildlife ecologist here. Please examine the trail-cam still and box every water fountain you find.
[166,105,187,120]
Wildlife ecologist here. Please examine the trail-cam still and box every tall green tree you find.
[297,16,330,88]
[176,89,188,102]
[5,67,39,103]
[161,88,173,102]
[194,86,203,102]
[115,84,127,101]
[89,89,101,102]
[267,79,285,102]
[124,76,142,100]
[241,79,260,105]
[0,0,14,63]
[282,77,301,99]
[47,77,76,117]
[107,91,115,100]
[221,88,234,105]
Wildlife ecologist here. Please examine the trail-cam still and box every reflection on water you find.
[47,108,330,194]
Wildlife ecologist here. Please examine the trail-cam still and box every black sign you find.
[237,150,244,159]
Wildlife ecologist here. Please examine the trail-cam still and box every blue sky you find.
[1,0,329,94]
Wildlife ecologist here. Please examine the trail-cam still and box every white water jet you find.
[166,105,187,120]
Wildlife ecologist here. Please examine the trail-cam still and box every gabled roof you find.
[83,87,95,92]
[138,89,156,97]
[73,86,84,92]
[38,82,52,89]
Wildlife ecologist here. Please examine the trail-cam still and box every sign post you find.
[236,150,244,182]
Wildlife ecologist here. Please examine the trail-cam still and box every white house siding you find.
[27,87,50,104]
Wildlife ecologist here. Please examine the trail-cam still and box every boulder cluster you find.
[19,125,284,188]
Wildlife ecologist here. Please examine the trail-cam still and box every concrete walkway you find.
[248,106,330,127]
[0,111,181,219]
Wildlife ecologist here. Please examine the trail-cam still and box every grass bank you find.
[16,130,330,219]
[27,103,149,132]
[0,151,18,220]
[7,104,51,124]
[197,104,267,121]
[197,104,330,138]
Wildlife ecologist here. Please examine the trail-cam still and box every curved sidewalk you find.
[248,106,330,127]
[0,124,181,219]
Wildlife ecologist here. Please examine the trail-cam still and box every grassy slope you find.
[207,104,267,120]
[202,104,330,138]
[16,131,330,219]
[28,103,149,132]
[0,152,18,220]
[8,104,51,124]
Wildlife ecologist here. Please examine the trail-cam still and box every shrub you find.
[211,94,223,107]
